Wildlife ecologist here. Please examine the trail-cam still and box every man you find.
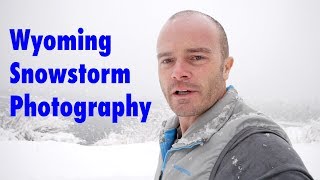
[154,10,313,180]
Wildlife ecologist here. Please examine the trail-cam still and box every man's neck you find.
[178,116,199,134]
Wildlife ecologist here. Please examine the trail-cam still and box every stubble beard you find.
[164,72,225,117]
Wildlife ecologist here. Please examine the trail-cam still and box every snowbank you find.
[0,141,318,180]
[0,141,159,180]
[282,120,320,143]
[294,143,320,180]
[0,112,83,144]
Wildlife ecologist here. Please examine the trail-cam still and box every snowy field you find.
[1,97,319,179]
[0,141,159,180]
[0,141,319,180]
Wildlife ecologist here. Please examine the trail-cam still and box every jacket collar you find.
[160,86,240,149]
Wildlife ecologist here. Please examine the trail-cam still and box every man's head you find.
[157,10,234,117]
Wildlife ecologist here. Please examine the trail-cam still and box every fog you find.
[1,0,319,125]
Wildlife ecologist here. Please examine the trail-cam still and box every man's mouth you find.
[174,90,192,95]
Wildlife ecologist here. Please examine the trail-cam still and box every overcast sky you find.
[1,0,319,105]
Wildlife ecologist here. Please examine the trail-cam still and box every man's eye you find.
[161,59,173,64]
[191,56,204,61]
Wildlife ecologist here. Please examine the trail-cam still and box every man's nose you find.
[171,61,191,81]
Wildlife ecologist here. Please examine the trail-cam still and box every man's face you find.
[157,15,227,117]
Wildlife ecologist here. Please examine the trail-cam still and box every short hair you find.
[169,10,229,60]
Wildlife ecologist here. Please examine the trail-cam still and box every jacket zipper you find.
[160,141,203,179]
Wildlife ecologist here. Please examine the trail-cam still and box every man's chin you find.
[175,112,198,117]
[171,106,199,117]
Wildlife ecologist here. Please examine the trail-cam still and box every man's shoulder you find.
[212,130,313,180]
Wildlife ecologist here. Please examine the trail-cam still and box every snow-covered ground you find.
[0,141,319,180]
[0,141,159,180]
[293,143,320,180]
[1,98,319,179]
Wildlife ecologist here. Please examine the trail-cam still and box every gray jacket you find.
[154,87,313,180]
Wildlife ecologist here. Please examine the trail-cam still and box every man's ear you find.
[223,57,234,81]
